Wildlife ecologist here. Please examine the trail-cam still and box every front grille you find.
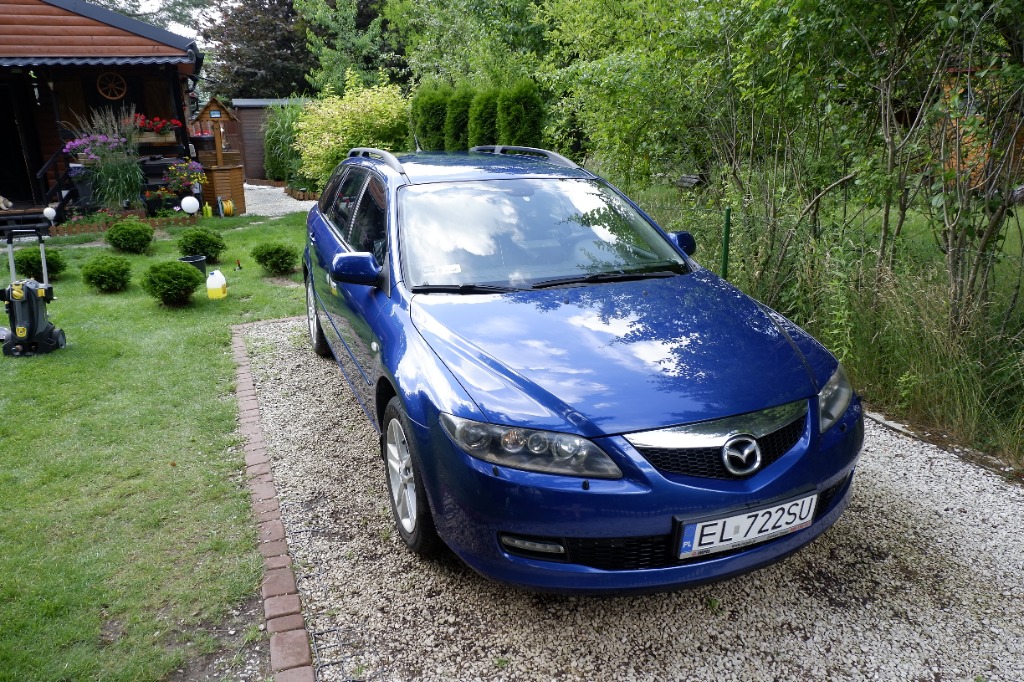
[635,414,805,479]
[564,535,674,570]
[548,475,850,571]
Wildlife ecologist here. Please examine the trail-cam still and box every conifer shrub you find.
[105,218,154,254]
[140,260,205,306]
[468,88,501,147]
[250,242,299,276]
[444,84,476,151]
[81,254,132,293]
[497,80,545,147]
[177,227,227,264]
[14,247,67,281]
[411,81,451,151]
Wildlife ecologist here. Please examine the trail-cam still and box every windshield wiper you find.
[410,283,521,294]
[530,269,679,290]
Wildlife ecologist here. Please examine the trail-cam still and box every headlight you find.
[819,364,854,433]
[440,414,622,479]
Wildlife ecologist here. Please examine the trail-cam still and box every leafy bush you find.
[468,88,500,147]
[178,227,227,264]
[411,81,451,151]
[81,254,132,293]
[13,247,67,281]
[250,242,299,276]
[444,84,476,151]
[294,71,410,190]
[140,261,205,306]
[105,218,154,254]
[264,101,304,183]
[497,80,544,147]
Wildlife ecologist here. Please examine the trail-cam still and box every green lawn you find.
[0,213,307,681]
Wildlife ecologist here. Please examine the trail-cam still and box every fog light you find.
[500,534,566,555]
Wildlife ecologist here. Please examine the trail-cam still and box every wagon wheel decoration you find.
[96,72,127,100]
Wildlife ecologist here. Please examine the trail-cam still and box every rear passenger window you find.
[327,168,368,232]
[349,176,387,264]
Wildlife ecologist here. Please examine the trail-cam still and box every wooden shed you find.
[231,98,306,181]
[0,0,202,226]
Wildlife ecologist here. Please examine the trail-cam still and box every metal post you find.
[721,206,732,280]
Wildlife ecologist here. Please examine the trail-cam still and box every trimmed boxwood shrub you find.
[105,218,154,254]
[14,247,67,281]
[497,80,545,147]
[177,227,227,264]
[81,254,132,293]
[444,84,476,151]
[468,87,500,148]
[250,242,299,276]
[411,81,451,151]
[140,260,205,306]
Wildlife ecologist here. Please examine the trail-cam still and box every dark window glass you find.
[328,168,367,232]
[348,175,387,264]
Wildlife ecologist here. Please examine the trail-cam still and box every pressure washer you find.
[1,217,66,357]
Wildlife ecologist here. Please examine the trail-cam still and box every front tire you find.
[382,397,439,556]
[305,273,331,358]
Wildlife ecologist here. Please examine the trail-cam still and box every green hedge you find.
[411,81,451,151]
[496,80,544,147]
[444,85,476,151]
[468,88,501,148]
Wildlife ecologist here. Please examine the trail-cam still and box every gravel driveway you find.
[244,319,1024,682]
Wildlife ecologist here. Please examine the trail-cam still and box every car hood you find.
[410,271,821,436]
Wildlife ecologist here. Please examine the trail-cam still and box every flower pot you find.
[138,131,176,145]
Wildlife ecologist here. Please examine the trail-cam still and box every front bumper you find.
[415,399,864,594]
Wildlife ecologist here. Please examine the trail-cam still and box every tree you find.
[88,0,207,30]
[201,0,317,98]
[294,0,403,92]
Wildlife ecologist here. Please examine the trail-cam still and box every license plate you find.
[678,493,818,559]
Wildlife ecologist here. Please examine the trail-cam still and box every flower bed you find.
[286,187,320,200]
[51,213,197,237]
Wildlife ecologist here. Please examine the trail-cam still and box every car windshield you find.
[398,178,687,289]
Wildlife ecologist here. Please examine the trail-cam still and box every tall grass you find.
[639,189,1024,466]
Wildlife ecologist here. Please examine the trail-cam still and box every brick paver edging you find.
[232,322,316,682]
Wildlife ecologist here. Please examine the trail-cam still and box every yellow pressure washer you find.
[1,223,66,357]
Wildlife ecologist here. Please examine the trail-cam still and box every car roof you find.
[345,151,595,185]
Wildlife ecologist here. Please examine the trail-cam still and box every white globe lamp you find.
[181,195,201,216]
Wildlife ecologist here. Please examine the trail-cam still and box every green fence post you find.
[721,206,731,280]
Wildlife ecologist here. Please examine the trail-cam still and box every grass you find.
[0,213,308,681]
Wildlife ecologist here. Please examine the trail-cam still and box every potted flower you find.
[68,163,94,206]
[143,187,179,216]
[163,160,207,196]
[134,113,183,144]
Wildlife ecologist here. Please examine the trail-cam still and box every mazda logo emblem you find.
[722,435,762,476]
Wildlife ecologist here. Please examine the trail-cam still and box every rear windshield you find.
[398,178,686,288]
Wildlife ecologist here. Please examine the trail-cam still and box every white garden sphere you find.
[180,195,200,215]
[43,207,57,221]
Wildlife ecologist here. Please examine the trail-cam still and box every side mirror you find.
[330,252,381,285]
[669,231,697,256]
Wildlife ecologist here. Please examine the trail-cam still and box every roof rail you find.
[348,148,408,178]
[469,145,580,170]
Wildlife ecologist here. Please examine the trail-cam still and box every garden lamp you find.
[180,196,200,216]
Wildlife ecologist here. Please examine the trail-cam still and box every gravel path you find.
[244,319,1024,682]
[244,183,317,217]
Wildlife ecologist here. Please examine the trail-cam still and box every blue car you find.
[304,145,863,594]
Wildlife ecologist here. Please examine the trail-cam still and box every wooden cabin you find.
[0,0,202,226]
